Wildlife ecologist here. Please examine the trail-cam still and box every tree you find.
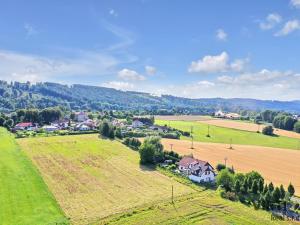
[268,182,274,192]
[115,128,123,139]
[252,180,258,194]
[258,179,264,193]
[264,191,272,210]
[288,183,295,196]
[272,187,281,203]
[4,119,14,129]
[144,136,164,163]
[262,126,274,136]
[242,179,248,194]
[234,180,241,193]
[216,169,234,192]
[139,141,155,164]
[279,185,285,199]
[0,117,5,126]
[216,163,226,171]
[294,121,300,133]
[263,184,268,194]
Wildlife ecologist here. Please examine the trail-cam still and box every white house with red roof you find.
[15,122,35,131]
[178,156,215,183]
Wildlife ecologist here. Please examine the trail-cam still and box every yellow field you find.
[17,135,194,224]
[161,139,300,195]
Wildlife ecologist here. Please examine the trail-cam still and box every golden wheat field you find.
[161,138,300,195]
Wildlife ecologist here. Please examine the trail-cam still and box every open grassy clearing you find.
[160,138,300,195]
[102,170,292,225]
[155,115,212,121]
[0,128,67,225]
[17,134,194,224]
[156,119,300,150]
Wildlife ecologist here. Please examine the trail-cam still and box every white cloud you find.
[188,52,247,73]
[275,20,300,36]
[118,68,145,81]
[259,13,282,30]
[0,50,118,83]
[109,9,118,17]
[145,65,156,75]
[102,81,134,90]
[291,0,300,8]
[24,23,38,37]
[216,29,227,41]
[197,80,215,88]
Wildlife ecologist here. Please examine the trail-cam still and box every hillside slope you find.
[1,80,300,112]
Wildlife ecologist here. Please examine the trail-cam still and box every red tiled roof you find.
[178,156,209,168]
[15,122,33,127]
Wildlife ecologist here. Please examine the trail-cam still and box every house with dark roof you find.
[178,156,215,183]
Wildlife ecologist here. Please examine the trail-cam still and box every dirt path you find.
[161,138,300,195]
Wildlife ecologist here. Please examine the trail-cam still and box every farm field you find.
[104,191,290,225]
[198,118,300,139]
[17,134,194,224]
[156,119,300,150]
[160,138,300,195]
[0,128,67,225]
[155,115,212,121]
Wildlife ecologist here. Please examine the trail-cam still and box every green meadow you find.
[0,128,67,225]
[156,119,300,150]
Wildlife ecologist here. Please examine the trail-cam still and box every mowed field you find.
[160,139,300,195]
[199,118,300,139]
[156,119,300,150]
[17,134,194,224]
[104,190,291,225]
[0,128,67,225]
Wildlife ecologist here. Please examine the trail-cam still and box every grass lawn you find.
[17,134,194,224]
[103,170,287,225]
[156,119,300,150]
[0,128,67,225]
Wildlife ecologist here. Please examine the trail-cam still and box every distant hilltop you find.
[1,80,300,113]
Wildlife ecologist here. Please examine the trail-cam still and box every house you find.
[74,112,89,122]
[14,122,34,131]
[214,110,225,118]
[51,120,69,129]
[74,123,91,131]
[132,120,144,128]
[225,113,240,120]
[178,156,215,183]
[149,125,168,133]
[42,125,59,132]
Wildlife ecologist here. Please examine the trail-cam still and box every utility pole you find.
[229,138,233,149]
[224,157,228,167]
[170,143,173,151]
[207,125,210,137]
[171,185,174,203]
[190,126,194,149]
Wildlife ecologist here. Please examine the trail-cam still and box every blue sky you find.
[1,0,300,100]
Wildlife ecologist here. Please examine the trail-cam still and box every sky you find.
[1,0,300,100]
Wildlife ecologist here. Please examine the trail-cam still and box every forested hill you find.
[1,80,300,113]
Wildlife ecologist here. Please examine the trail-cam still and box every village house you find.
[14,122,36,131]
[74,112,89,122]
[149,125,168,133]
[178,156,215,183]
[42,125,59,132]
[214,110,225,118]
[132,119,144,128]
[225,113,241,120]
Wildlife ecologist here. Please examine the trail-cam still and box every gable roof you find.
[178,156,213,169]
[15,122,33,127]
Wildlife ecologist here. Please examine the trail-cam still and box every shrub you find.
[216,163,226,171]
[262,126,274,136]
[294,121,300,133]
[216,169,234,192]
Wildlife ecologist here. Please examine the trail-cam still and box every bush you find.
[123,137,141,150]
[216,168,234,192]
[294,121,300,133]
[262,126,274,136]
[216,163,226,171]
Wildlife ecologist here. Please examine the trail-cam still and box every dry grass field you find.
[199,118,300,139]
[17,134,194,224]
[161,139,300,195]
